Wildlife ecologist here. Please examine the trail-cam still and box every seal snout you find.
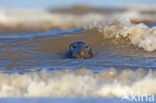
[65,40,93,59]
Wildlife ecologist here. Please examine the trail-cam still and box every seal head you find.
[65,41,93,59]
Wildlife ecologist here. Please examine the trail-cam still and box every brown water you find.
[0,6,156,98]
[1,19,156,71]
[0,28,155,71]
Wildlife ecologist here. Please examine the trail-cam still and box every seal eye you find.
[85,45,89,49]
[73,45,76,49]
[71,44,77,50]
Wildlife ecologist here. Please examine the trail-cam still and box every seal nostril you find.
[65,40,93,59]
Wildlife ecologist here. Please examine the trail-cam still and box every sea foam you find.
[0,5,156,31]
[83,18,156,52]
[0,68,155,97]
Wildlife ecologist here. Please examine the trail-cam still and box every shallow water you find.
[0,6,156,98]
[1,19,156,71]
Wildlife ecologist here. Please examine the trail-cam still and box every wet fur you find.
[65,40,93,59]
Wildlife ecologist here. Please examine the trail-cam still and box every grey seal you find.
[65,40,93,59]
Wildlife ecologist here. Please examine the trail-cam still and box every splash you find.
[83,18,156,52]
[0,68,155,97]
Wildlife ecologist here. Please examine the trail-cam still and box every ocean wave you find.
[0,9,106,31]
[0,68,155,97]
[83,18,156,52]
[0,5,156,31]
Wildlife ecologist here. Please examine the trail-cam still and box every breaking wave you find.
[0,5,156,31]
[83,18,156,52]
[0,68,155,97]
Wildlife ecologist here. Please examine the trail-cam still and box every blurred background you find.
[1,0,156,9]
[0,0,156,32]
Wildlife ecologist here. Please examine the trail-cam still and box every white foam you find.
[0,68,156,97]
[0,9,107,30]
[0,5,156,30]
[84,18,156,52]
